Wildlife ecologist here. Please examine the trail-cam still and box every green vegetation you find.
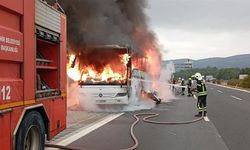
[174,67,250,89]
[227,79,240,86]
[227,76,250,89]
[240,76,250,88]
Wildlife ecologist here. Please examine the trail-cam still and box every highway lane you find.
[65,96,228,150]
[206,83,250,150]
[47,83,250,150]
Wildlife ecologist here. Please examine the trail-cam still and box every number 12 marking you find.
[1,86,11,100]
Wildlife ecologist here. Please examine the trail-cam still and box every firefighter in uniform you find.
[194,72,208,117]
[187,78,193,96]
[181,78,185,95]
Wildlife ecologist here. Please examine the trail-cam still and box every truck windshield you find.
[78,46,130,85]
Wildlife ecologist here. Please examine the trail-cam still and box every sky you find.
[146,0,250,60]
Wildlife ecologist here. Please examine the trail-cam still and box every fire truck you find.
[0,0,67,149]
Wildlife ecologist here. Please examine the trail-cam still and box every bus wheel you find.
[16,111,45,150]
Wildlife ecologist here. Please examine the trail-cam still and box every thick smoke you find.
[46,0,170,113]
[49,0,162,78]
[58,1,157,49]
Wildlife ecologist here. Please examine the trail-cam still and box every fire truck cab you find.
[0,0,67,149]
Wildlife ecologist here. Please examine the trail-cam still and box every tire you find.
[156,98,161,104]
[16,111,45,150]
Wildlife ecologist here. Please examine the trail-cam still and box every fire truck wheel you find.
[16,111,45,150]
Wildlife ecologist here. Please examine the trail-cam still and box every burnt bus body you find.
[78,45,131,104]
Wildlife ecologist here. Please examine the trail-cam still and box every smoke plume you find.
[49,0,162,78]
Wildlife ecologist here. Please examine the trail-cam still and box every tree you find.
[174,67,244,80]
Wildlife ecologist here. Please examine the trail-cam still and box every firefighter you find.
[181,78,185,95]
[187,78,193,96]
[194,72,208,117]
[172,79,176,92]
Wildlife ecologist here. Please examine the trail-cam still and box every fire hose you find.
[45,113,203,150]
[45,79,201,149]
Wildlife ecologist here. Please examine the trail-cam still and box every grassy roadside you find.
[208,81,250,92]
[226,85,250,91]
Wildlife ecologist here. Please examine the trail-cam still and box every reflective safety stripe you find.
[198,91,207,96]
[198,83,207,96]
[198,106,207,112]
[198,107,203,112]
[203,107,207,111]
[0,100,35,110]
[61,92,67,97]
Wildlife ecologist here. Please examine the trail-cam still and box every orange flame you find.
[120,54,131,66]
[67,55,81,81]
[67,54,129,84]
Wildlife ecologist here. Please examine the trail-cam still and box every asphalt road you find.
[49,83,250,150]
[66,94,228,150]
[206,83,250,150]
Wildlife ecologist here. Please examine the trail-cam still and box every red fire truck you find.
[0,0,67,149]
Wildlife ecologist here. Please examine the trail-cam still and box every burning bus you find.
[68,45,132,104]
[67,45,161,105]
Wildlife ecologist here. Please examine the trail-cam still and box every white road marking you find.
[56,113,123,146]
[167,131,177,136]
[230,95,243,101]
[204,116,210,122]
[217,90,223,93]
[207,82,250,93]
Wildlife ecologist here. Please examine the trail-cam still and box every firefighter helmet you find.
[194,72,202,80]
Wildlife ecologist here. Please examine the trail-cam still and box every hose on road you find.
[45,143,81,150]
[121,113,203,150]
[45,113,203,150]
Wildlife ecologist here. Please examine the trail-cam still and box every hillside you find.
[166,54,250,69]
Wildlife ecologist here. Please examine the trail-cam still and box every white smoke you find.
[154,61,176,102]
[67,79,155,112]
[67,62,176,112]
[123,79,156,111]
[67,78,99,111]
[67,81,79,108]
